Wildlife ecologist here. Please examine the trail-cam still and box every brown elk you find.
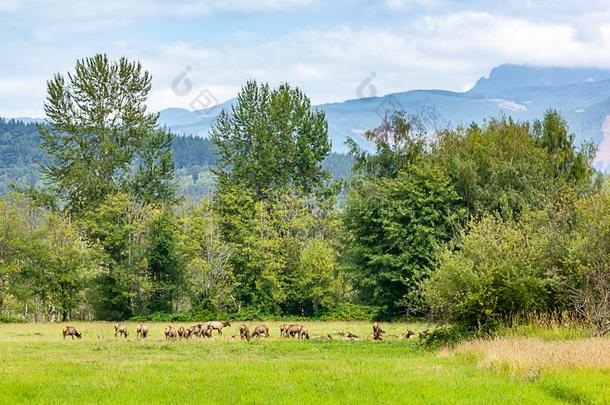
[404,330,414,339]
[280,324,288,337]
[178,326,191,339]
[240,324,251,341]
[114,323,128,338]
[251,324,269,339]
[136,323,149,339]
[164,326,178,340]
[299,328,310,339]
[285,324,305,338]
[207,321,231,335]
[62,326,81,340]
[419,329,429,339]
[339,331,359,340]
[372,322,385,341]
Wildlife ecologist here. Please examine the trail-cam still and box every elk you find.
[280,324,288,337]
[164,326,178,340]
[240,324,251,341]
[136,323,149,339]
[404,330,414,339]
[207,321,231,335]
[419,329,429,339]
[299,328,310,339]
[178,326,191,339]
[285,324,305,338]
[62,326,81,340]
[372,322,385,341]
[339,332,359,340]
[114,323,128,338]
[251,324,269,339]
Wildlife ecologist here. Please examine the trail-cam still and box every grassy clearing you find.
[0,322,608,404]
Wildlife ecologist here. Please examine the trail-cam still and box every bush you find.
[419,325,474,350]
[318,303,382,321]
[0,314,25,323]
[424,215,550,331]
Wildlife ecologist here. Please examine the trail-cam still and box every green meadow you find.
[0,322,608,404]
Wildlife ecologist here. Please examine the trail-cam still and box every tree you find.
[211,80,333,201]
[145,210,183,313]
[39,54,176,214]
[343,163,462,316]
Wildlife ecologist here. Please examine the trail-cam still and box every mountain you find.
[157,64,610,169]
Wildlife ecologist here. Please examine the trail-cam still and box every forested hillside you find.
[0,119,354,199]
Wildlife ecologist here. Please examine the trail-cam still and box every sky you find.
[2,0,610,117]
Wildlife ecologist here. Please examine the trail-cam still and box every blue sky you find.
[1,0,610,117]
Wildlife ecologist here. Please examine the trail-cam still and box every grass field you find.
[0,321,608,404]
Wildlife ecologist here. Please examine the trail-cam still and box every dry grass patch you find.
[453,337,610,371]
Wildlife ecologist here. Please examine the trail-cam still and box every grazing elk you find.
[299,328,310,340]
[136,323,149,339]
[62,326,81,340]
[206,321,231,335]
[251,324,269,339]
[285,324,306,338]
[280,324,288,337]
[164,326,178,340]
[114,323,128,338]
[178,326,192,339]
[190,324,204,337]
[240,324,251,341]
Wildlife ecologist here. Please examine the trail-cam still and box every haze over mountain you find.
[157,64,610,170]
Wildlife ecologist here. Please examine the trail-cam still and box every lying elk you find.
[114,323,128,338]
[136,323,149,339]
[62,326,82,340]
[339,332,359,340]
[251,324,269,339]
[419,329,429,339]
[164,326,178,340]
[240,324,251,341]
[207,321,231,335]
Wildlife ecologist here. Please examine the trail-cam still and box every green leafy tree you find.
[39,54,176,214]
[211,80,333,200]
[343,163,462,316]
[146,210,183,313]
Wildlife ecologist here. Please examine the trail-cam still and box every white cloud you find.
[4,1,610,117]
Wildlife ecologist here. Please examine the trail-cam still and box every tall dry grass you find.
[453,337,610,371]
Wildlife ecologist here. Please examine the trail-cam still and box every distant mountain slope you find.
[157,64,610,165]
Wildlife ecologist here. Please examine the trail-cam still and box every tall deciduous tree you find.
[211,80,333,200]
[39,54,176,214]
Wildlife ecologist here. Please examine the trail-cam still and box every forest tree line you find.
[0,54,608,335]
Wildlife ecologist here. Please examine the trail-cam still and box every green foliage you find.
[419,324,474,350]
[211,80,333,200]
[0,314,24,323]
[318,303,382,321]
[0,193,95,321]
[39,54,176,214]
[145,210,183,313]
[343,163,462,317]
[424,215,552,330]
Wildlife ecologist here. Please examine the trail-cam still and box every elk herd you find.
[62,322,429,342]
